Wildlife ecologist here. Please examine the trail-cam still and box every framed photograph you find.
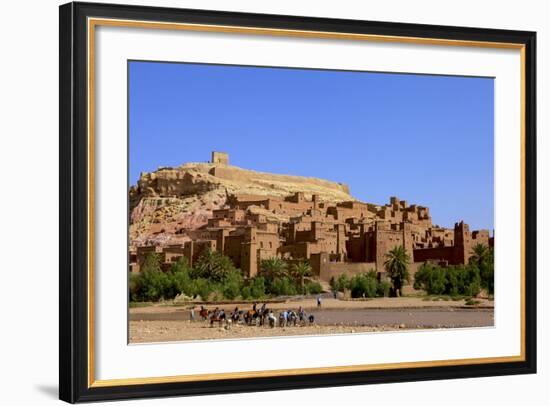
[59,1,536,403]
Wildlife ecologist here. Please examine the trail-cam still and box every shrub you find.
[414,263,446,295]
[349,273,377,298]
[268,276,298,296]
[465,298,481,306]
[249,276,266,298]
[330,272,389,298]
[171,267,193,297]
[188,277,214,301]
[306,281,323,295]
[334,273,350,292]
[377,280,391,297]
[414,262,483,297]
[241,286,252,300]
[138,268,171,301]
[222,269,244,300]
[130,251,252,302]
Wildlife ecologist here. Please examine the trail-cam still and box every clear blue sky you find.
[129,61,494,231]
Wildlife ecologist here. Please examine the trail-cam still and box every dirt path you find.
[131,308,493,328]
[130,321,401,343]
[129,300,494,343]
[131,297,493,315]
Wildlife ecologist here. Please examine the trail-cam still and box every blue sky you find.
[129,61,494,231]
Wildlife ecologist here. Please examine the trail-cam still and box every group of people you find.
[190,302,315,328]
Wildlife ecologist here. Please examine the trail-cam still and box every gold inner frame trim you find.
[87,17,527,388]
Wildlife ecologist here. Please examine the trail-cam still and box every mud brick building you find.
[131,191,491,281]
[130,153,492,283]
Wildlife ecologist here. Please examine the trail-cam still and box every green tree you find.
[138,268,171,301]
[290,261,312,294]
[414,262,446,295]
[131,253,171,301]
[469,244,494,295]
[414,262,482,297]
[464,264,482,297]
[469,243,491,267]
[168,257,193,296]
[384,245,411,297]
[222,269,244,299]
[192,249,236,282]
[260,257,288,281]
[349,273,377,298]
[269,277,297,296]
[141,252,162,273]
[249,276,266,298]
[335,273,350,292]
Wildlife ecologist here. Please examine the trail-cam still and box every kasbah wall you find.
[130,152,493,289]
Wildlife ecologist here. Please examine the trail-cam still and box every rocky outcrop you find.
[129,162,354,247]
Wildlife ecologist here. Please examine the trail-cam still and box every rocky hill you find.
[129,162,354,247]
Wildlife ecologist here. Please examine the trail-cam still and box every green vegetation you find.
[413,244,493,297]
[191,249,237,282]
[260,258,317,296]
[413,263,481,297]
[290,261,312,294]
[259,257,288,280]
[469,243,494,295]
[305,281,323,295]
[330,270,390,299]
[130,252,322,302]
[384,246,411,297]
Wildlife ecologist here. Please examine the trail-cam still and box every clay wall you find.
[211,151,229,165]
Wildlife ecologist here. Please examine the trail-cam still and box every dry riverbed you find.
[129,297,493,343]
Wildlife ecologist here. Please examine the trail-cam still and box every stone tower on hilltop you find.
[211,151,229,165]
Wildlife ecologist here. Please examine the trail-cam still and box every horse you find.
[258,307,270,326]
[199,307,209,321]
[209,309,226,327]
[244,309,258,326]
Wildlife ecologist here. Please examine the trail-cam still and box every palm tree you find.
[383,245,411,297]
[469,243,491,267]
[259,257,288,281]
[193,249,235,282]
[290,261,312,294]
[469,243,494,295]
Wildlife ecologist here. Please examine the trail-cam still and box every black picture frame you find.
[59,1,537,403]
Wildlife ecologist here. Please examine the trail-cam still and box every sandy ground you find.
[129,297,493,343]
[129,320,403,343]
[131,297,493,314]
